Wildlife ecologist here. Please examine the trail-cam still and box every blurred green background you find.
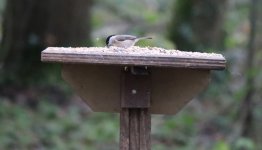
[0,0,261,149]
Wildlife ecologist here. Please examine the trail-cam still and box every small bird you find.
[106,34,152,48]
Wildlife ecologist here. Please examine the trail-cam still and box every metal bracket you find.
[121,68,151,108]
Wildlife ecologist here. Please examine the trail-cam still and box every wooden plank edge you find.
[41,54,226,70]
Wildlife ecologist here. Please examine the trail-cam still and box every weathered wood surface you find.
[41,47,226,70]
[120,108,130,150]
[62,65,210,114]
[120,108,151,150]
[139,109,150,150]
[120,71,151,150]
[121,71,151,108]
[129,109,140,150]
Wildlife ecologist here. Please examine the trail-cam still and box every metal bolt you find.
[131,89,137,94]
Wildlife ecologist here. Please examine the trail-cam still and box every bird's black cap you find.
[106,35,115,47]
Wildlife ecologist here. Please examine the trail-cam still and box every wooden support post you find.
[120,69,151,150]
[120,108,151,150]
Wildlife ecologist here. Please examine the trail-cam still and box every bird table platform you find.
[41,46,226,150]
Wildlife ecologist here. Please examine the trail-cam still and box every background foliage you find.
[0,0,261,149]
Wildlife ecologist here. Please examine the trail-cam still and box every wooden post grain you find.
[139,109,150,150]
[120,108,151,150]
[120,108,130,150]
[120,69,151,150]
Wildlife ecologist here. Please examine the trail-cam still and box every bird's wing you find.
[115,35,137,41]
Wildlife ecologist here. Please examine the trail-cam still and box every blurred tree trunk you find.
[254,0,262,146]
[0,0,92,85]
[241,0,258,139]
[168,0,227,51]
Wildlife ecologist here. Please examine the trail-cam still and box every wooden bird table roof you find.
[41,46,226,114]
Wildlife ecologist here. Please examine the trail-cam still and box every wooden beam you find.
[120,108,151,150]
[120,108,130,150]
[139,109,150,150]
[120,70,151,150]
[121,71,151,108]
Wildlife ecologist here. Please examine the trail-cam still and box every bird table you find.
[41,46,226,150]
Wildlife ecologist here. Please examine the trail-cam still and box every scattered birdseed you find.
[45,46,225,60]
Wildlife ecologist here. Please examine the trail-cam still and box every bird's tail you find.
[136,36,153,40]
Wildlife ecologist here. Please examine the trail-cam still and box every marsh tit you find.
[106,34,152,48]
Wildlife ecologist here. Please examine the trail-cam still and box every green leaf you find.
[235,138,255,150]
[212,140,230,150]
